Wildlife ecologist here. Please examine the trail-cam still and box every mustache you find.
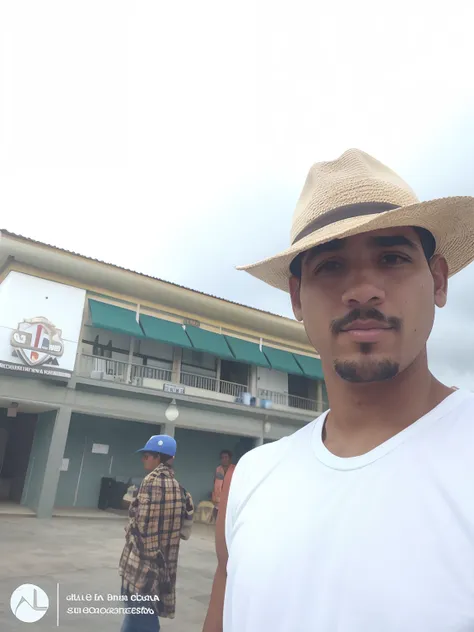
[331,308,402,335]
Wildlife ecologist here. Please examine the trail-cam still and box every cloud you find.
[0,1,473,385]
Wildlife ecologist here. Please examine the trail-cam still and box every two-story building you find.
[0,230,327,518]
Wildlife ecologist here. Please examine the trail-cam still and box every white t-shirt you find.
[224,389,474,632]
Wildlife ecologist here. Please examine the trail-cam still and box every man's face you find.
[141,452,160,471]
[289,227,448,383]
[220,453,231,467]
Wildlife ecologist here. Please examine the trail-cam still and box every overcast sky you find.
[1,2,473,387]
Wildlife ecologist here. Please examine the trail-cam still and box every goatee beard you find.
[334,358,400,383]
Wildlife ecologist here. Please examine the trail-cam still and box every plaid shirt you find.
[119,464,194,619]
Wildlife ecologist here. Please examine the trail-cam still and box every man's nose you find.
[342,281,385,308]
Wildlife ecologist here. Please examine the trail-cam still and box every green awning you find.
[294,354,324,379]
[89,300,144,338]
[140,315,193,348]
[224,336,270,368]
[185,325,234,359]
[263,346,303,375]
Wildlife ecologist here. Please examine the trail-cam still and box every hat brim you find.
[136,448,176,457]
[237,196,474,292]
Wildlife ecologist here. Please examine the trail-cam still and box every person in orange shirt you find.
[204,458,235,632]
[212,450,235,519]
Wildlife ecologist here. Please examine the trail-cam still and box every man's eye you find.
[381,254,409,266]
[316,260,342,274]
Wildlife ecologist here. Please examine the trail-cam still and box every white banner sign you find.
[0,271,86,377]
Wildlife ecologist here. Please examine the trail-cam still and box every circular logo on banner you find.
[10,584,49,623]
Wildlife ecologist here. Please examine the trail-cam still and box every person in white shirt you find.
[202,149,474,632]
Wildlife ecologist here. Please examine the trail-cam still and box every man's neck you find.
[323,353,454,458]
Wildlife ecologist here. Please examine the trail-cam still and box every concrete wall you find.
[55,414,161,508]
[22,410,56,510]
[0,374,311,438]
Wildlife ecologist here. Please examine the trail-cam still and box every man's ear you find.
[289,276,303,321]
[430,255,448,308]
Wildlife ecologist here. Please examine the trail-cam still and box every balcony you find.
[80,355,173,385]
[79,354,247,404]
[77,354,321,415]
[258,388,320,413]
[180,370,247,399]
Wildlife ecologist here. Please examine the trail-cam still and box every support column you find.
[254,419,265,447]
[215,358,222,392]
[126,337,135,383]
[36,406,72,519]
[162,423,175,438]
[70,299,90,385]
[317,380,323,412]
[249,365,258,398]
[171,347,182,384]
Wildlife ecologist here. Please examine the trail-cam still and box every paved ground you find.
[0,515,216,631]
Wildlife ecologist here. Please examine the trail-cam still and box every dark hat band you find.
[291,202,400,245]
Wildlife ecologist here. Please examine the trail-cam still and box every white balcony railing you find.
[79,355,247,399]
[133,364,172,383]
[81,355,129,382]
[79,354,172,385]
[180,371,247,399]
[258,388,320,413]
[78,354,318,414]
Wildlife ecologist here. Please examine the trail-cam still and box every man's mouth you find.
[341,320,392,332]
[340,320,393,342]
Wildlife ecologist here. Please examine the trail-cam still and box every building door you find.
[58,435,114,509]
[0,411,36,503]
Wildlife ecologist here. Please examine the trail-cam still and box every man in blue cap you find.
[119,434,194,632]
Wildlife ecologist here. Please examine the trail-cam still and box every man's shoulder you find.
[447,389,474,423]
[142,467,177,487]
[225,419,320,541]
[452,389,474,406]
[230,418,320,491]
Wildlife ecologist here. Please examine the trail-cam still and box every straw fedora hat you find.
[238,149,474,292]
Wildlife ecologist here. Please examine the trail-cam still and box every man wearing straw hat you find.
[203,150,474,631]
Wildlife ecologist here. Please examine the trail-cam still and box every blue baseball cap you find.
[136,434,177,457]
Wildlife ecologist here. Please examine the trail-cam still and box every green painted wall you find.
[173,428,254,506]
[55,414,161,508]
[0,412,14,432]
[22,411,56,510]
[51,414,257,509]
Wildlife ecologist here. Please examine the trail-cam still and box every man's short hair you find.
[144,451,173,464]
[220,449,232,458]
[289,226,436,278]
